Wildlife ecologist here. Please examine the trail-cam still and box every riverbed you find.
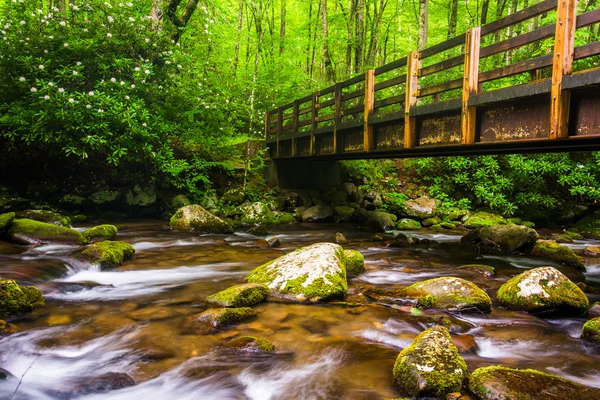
[1,220,600,399]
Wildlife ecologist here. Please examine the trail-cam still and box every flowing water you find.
[1,221,600,399]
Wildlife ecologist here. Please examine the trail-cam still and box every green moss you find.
[409,277,492,312]
[393,326,466,398]
[456,264,496,277]
[344,249,365,276]
[463,211,506,229]
[226,336,274,352]
[582,317,600,343]
[83,224,118,242]
[206,283,269,307]
[573,213,600,239]
[195,307,256,328]
[422,217,441,227]
[362,287,434,309]
[531,240,585,270]
[170,205,233,233]
[8,219,87,245]
[248,223,269,236]
[274,212,297,225]
[0,212,15,231]
[0,319,16,334]
[0,280,45,319]
[81,240,135,270]
[396,218,421,230]
[16,210,71,227]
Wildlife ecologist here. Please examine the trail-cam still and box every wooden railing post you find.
[461,27,481,145]
[404,52,419,148]
[334,83,343,154]
[310,92,319,155]
[276,107,283,158]
[292,101,299,157]
[550,0,578,139]
[364,69,375,152]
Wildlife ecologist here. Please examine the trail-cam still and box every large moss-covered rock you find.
[16,210,71,227]
[0,279,45,319]
[396,218,422,230]
[469,365,600,400]
[409,277,492,312]
[170,205,233,233]
[356,209,396,231]
[462,211,506,229]
[403,196,439,219]
[530,240,585,270]
[0,212,15,231]
[246,242,348,302]
[461,224,539,254]
[83,224,118,243]
[81,241,135,270]
[206,283,269,307]
[238,202,277,225]
[393,326,466,398]
[191,307,255,329]
[344,249,364,276]
[225,336,274,353]
[582,317,600,343]
[496,266,588,316]
[8,219,87,245]
[302,205,334,222]
[572,211,600,239]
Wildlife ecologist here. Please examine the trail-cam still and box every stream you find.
[1,220,600,399]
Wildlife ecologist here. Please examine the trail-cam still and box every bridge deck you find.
[266,0,600,159]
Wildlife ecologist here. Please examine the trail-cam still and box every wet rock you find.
[0,212,15,232]
[76,372,136,395]
[396,218,421,230]
[357,209,396,231]
[248,223,269,236]
[422,216,441,227]
[393,326,466,398]
[362,287,433,307]
[238,202,277,225]
[451,333,478,353]
[206,283,269,307]
[583,245,600,257]
[0,279,45,319]
[170,205,233,233]
[335,232,348,244]
[554,230,584,243]
[445,209,469,221]
[302,205,334,222]
[403,196,440,219]
[531,240,585,270]
[225,336,274,353]
[81,241,135,270]
[572,211,600,239]
[267,237,280,248]
[582,317,600,343]
[455,264,496,277]
[190,307,256,329]
[589,302,600,318]
[0,319,16,334]
[409,277,492,312]
[298,317,330,334]
[15,210,72,227]
[7,218,87,245]
[344,249,365,276]
[82,224,118,243]
[496,266,589,316]
[462,211,506,229]
[127,306,182,321]
[468,365,600,400]
[461,224,539,254]
[0,367,14,380]
[246,242,348,302]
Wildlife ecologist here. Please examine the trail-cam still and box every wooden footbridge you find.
[266,0,600,160]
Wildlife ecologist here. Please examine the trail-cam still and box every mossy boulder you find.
[0,212,15,231]
[461,224,538,254]
[530,240,585,270]
[582,317,600,343]
[225,336,274,353]
[403,196,440,219]
[422,216,441,227]
[363,287,435,308]
[192,307,255,329]
[408,277,492,312]
[238,202,277,225]
[344,249,365,276]
[274,211,296,224]
[81,241,135,270]
[396,218,421,230]
[170,205,233,233]
[393,326,466,398]
[468,365,600,400]
[456,264,496,277]
[220,188,245,206]
[83,224,118,243]
[246,242,348,302]
[248,223,269,236]
[302,205,334,222]
[496,266,588,316]
[334,205,355,221]
[356,209,396,231]
[572,212,600,239]
[206,283,269,307]
[462,211,506,229]
[8,218,87,245]
[16,210,71,227]
[0,279,45,319]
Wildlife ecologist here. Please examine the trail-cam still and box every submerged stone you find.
[8,218,87,245]
[393,326,466,398]
[409,277,492,312]
[83,224,118,243]
[455,264,496,277]
[530,240,585,270]
[582,317,600,343]
[225,336,274,353]
[335,232,348,244]
[468,365,600,400]
[344,249,365,276]
[496,266,588,316]
[81,241,135,270]
[170,205,233,233]
[245,242,348,302]
[267,237,280,248]
[206,283,269,307]
[0,279,45,319]
[192,307,256,329]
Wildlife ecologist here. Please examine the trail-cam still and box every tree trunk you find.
[481,0,490,25]
[233,0,244,72]
[346,0,357,75]
[447,0,458,39]
[417,0,428,50]
[355,0,364,73]
[151,0,164,32]
[321,0,335,81]
[280,0,286,55]
[366,0,388,67]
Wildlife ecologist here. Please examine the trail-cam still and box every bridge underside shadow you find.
[267,159,348,189]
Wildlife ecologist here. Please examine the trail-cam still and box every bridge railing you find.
[266,0,600,159]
